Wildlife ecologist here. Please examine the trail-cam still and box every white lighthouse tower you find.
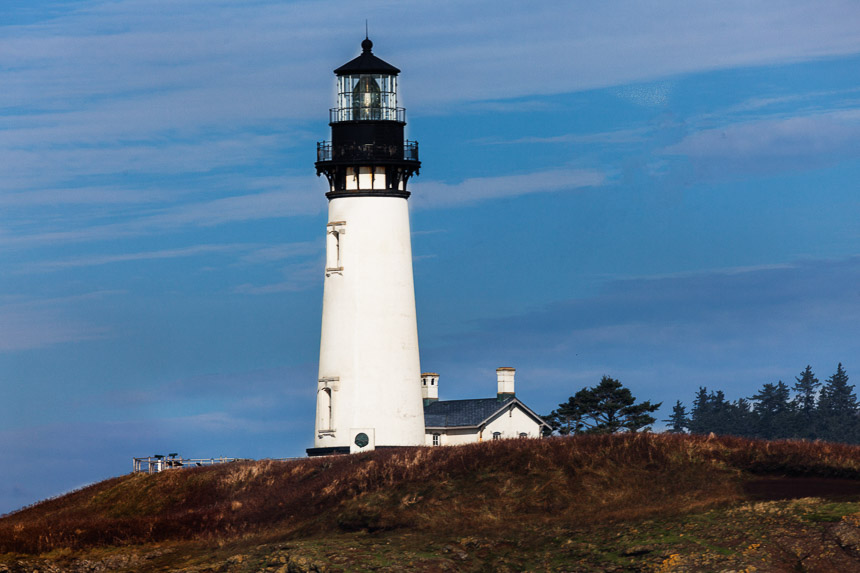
[308,38,425,456]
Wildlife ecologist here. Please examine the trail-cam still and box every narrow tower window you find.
[326,230,339,268]
[326,221,346,275]
[319,388,332,431]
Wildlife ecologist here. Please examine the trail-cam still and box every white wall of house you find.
[444,428,480,445]
[484,405,543,439]
[425,427,480,446]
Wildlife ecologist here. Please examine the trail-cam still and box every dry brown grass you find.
[3,433,860,555]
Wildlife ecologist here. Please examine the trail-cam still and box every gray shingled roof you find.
[424,397,516,428]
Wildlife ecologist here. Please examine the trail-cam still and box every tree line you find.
[666,363,856,443]
[543,364,856,444]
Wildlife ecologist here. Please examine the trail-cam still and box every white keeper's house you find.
[422,368,550,446]
[308,38,547,455]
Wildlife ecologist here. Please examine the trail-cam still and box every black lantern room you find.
[315,38,420,199]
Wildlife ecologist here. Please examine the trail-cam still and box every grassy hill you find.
[5,433,860,571]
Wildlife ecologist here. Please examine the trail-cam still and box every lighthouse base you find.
[306,446,350,457]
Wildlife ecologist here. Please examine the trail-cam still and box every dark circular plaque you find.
[354,432,369,448]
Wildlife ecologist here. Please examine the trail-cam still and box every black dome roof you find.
[333,38,400,76]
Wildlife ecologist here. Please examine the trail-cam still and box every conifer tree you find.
[553,376,661,434]
[731,397,757,438]
[818,363,857,442]
[792,365,819,439]
[541,408,578,436]
[751,381,793,439]
[689,388,738,435]
[664,400,689,433]
[688,387,715,435]
[683,364,857,442]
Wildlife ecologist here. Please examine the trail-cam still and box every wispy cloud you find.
[0,292,119,351]
[142,186,324,228]
[4,0,859,114]
[2,178,326,248]
[700,87,860,122]
[2,0,858,251]
[0,308,107,352]
[664,110,860,175]
[239,242,320,264]
[476,128,648,146]
[532,257,857,354]
[0,186,170,207]
[411,168,606,209]
[422,256,860,407]
[233,260,321,295]
[21,244,246,273]
[406,0,860,108]
[611,81,674,108]
[16,240,320,276]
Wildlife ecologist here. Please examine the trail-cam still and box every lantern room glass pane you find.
[336,74,397,121]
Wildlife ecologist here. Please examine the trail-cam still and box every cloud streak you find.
[421,256,860,410]
[411,168,606,208]
[21,244,246,273]
[665,110,860,175]
[0,292,119,351]
[1,178,326,248]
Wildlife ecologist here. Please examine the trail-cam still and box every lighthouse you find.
[308,38,425,456]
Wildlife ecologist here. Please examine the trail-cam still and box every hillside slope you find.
[5,434,860,571]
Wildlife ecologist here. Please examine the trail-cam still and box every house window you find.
[519,432,527,438]
[432,433,440,446]
[492,431,501,440]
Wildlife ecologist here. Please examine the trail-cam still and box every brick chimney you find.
[497,367,515,400]
[421,372,439,406]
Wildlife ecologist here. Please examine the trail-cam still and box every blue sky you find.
[2,0,860,514]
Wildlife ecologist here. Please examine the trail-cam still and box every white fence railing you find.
[132,455,300,474]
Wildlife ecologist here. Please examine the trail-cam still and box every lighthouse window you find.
[353,75,382,120]
[336,74,397,121]
[326,230,340,269]
[326,221,345,273]
[319,388,332,431]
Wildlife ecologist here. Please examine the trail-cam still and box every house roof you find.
[424,397,549,429]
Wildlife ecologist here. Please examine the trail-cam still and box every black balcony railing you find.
[317,140,419,163]
[329,106,406,123]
